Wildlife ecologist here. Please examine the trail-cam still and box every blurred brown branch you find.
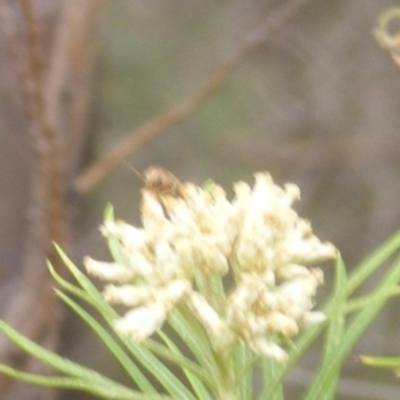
[0,1,106,399]
[19,0,66,252]
[74,0,310,194]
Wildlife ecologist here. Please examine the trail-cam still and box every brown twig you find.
[44,0,107,173]
[18,0,66,260]
[74,0,310,194]
[0,1,65,396]
[0,1,106,398]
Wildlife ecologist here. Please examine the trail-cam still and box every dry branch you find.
[0,1,106,398]
[75,0,310,194]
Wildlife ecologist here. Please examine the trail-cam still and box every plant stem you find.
[216,350,240,400]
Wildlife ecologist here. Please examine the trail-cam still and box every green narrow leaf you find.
[103,202,115,221]
[346,230,400,296]
[260,256,348,398]
[120,334,198,400]
[48,261,97,308]
[53,242,123,326]
[0,317,194,400]
[56,290,156,394]
[0,364,165,400]
[210,274,225,297]
[103,204,131,266]
[50,257,123,328]
[309,256,347,399]
[304,253,400,399]
[54,245,108,307]
[193,272,226,317]
[0,320,141,397]
[344,285,400,315]
[151,332,214,387]
[261,240,400,399]
[167,307,219,379]
[52,248,197,398]
[157,330,213,400]
[235,345,253,400]
[259,358,284,400]
[358,355,400,369]
[308,313,345,400]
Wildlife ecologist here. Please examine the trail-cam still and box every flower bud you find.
[115,302,168,342]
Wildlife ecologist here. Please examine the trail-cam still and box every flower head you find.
[85,168,336,361]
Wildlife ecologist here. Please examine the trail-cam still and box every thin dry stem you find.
[74,0,310,194]
[44,0,106,172]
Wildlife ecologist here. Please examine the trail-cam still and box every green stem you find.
[215,349,239,400]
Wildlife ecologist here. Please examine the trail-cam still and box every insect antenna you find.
[123,160,145,183]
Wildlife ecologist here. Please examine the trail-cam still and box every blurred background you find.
[1,0,400,399]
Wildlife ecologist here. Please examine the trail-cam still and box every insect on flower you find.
[142,166,183,198]
[124,162,184,199]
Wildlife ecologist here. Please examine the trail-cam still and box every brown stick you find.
[74,0,310,194]
[0,1,106,398]
[0,1,65,396]
[44,0,107,172]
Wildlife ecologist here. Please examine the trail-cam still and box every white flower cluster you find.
[85,170,336,362]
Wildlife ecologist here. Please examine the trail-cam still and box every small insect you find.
[124,162,183,198]
[142,166,183,198]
